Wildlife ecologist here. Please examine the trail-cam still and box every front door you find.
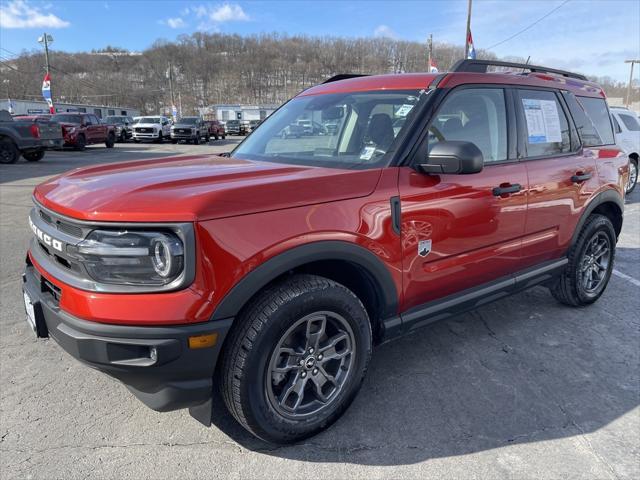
[398,87,528,311]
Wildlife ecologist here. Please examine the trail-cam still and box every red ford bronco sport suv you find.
[22,60,628,444]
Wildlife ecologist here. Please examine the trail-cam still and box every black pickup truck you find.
[0,110,63,163]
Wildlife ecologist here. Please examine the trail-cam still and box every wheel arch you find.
[210,241,399,343]
[570,189,623,247]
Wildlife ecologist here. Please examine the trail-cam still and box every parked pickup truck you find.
[0,109,63,163]
[50,113,116,151]
[204,120,226,140]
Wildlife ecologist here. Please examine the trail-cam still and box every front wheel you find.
[193,135,199,145]
[550,214,616,306]
[626,157,638,194]
[23,150,45,162]
[219,274,372,444]
[105,133,115,148]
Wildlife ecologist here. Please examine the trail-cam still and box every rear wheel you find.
[550,214,616,306]
[0,138,19,164]
[23,150,45,162]
[626,157,638,194]
[219,274,372,444]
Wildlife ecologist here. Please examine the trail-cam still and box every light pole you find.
[37,33,53,75]
[624,59,639,108]
[38,33,54,112]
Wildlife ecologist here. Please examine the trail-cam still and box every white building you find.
[201,104,278,122]
[1,98,140,118]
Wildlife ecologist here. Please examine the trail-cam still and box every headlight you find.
[68,230,184,286]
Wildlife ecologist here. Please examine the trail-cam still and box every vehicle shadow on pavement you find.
[208,284,639,465]
[0,148,185,184]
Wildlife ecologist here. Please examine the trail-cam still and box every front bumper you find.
[22,263,232,412]
[133,131,161,139]
[20,137,64,150]
[171,130,197,140]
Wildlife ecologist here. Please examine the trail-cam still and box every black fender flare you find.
[210,240,399,321]
[570,188,624,247]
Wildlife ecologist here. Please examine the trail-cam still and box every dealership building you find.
[201,104,279,122]
[1,98,140,118]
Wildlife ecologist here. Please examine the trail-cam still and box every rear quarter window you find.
[577,96,615,145]
[618,113,640,131]
[563,93,603,147]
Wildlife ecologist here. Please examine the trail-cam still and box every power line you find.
[485,0,571,51]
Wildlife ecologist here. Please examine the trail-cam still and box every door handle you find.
[492,183,522,196]
[571,172,592,183]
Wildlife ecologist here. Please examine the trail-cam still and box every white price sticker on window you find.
[522,98,562,144]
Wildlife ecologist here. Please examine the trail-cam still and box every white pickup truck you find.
[610,106,639,193]
[132,116,172,143]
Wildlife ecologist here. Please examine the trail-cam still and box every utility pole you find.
[167,61,175,111]
[624,59,639,108]
[464,0,472,59]
[428,33,433,70]
[38,33,54,111]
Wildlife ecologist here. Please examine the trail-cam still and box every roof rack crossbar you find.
[322,74,369,84]
[450,59,588,81]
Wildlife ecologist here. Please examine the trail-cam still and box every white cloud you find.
[210,3,249,22]
[374,25,396,39]
[0,0,70,28]
[167,17,186,29]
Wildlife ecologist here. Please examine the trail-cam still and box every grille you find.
[135,127,152,133]
[39,209,83,238]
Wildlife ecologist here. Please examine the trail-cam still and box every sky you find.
[1,0,639,82]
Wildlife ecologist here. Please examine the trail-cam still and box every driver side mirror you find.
[417,141,483,175]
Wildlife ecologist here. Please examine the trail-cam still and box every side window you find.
[618,113,640,132]
[83,115,93,126]
[91,115,100,125]
[428,88,507,163]
[611,114,622,134]
[518,89,570,157]
[576,96,615,145]
[563,92,602,146]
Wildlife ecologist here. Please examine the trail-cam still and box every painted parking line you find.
[613,269,640,287]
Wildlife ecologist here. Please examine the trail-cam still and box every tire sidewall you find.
[627,158,638,194]
[0,139,19,163]
[572,215,616,304]
[241,283,372,443]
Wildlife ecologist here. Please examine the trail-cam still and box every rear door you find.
[398,86,528,310]
[517,88,598,268]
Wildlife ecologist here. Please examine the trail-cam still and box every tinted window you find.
[429,88,508,163]
[51,114,82,124]
[577,97,615,145]
[563,93,602,146]
[519,90,570,157]
[618,113,640,131]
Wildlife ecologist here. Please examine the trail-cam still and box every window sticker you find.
[522,98,562,144]
[359,145,376,160]
[395,104,415,117]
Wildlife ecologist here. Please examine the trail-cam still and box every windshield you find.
[233,89,424,169]
[138,117,161,124]
[227,120,239,125]
[105,116,126,124]
[51,114,82,124]
[179,117,198,124]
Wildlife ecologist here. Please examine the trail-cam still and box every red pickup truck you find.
[22,60,628,444]
[50,113,116,150]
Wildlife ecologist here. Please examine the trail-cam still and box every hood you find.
[134,122,161,128]
[33,155,382,222]
[172,123,196,128]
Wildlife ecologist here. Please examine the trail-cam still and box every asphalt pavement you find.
[1,141,638,479]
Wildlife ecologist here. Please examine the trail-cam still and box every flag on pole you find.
[466,31,476,60]
[7,98,14,115]
[42,72,54,114]
[429,58,439,73]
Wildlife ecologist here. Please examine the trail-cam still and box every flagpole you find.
[428,34,433,71]
[465,0,472,58]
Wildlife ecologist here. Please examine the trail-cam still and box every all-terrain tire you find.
[0,138,19,163]
[23,150,45,162]
[550,214,616,307]
[218,274,372,444]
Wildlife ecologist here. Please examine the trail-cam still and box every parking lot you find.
[0,142,638,479]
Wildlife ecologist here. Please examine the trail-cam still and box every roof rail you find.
[450,59,588,81]
[322,74,369,84]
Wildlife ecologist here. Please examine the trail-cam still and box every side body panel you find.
[397,164,528,310]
